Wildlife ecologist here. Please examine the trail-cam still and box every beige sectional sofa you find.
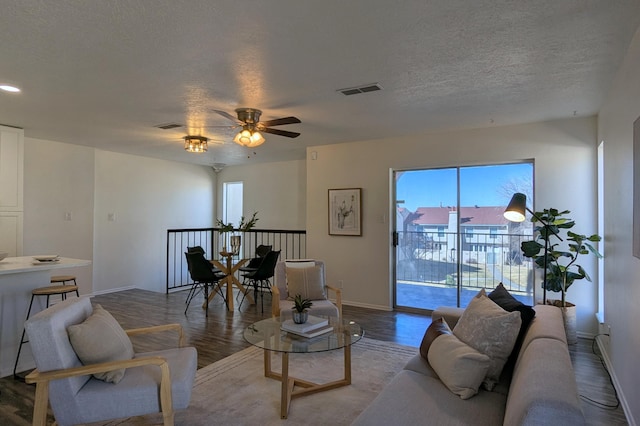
[352,304,585,426]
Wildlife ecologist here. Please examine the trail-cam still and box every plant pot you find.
[548,300,577,345]
[292,311,308,324]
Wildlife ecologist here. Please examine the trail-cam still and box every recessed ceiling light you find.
[0,85,21,93]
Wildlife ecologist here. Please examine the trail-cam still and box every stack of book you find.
[281,315,333,338]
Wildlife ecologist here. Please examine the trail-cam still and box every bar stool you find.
[13,282,79,380]
[50,275,77,286]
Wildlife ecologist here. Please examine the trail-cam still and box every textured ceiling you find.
[1,1,639,168]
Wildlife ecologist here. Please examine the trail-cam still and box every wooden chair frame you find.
[271,285,343,319]
[25,323,186,426]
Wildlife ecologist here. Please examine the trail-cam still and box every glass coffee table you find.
[243,316,364,419]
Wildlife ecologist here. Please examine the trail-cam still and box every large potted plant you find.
[521,208,602,343]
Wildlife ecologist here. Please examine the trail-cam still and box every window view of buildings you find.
[395,163,534,310]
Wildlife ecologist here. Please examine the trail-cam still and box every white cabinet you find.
[0,125,24,256]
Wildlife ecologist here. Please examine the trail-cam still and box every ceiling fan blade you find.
[213,109,243,124]
[259,116,301,127]
[261,127,301,138]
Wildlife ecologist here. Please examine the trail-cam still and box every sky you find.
[396,163,533,212]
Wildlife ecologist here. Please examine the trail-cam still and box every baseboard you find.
[595,335,636,426]
[341,300,393,311]
[89,285,137,296]
[576,330,597,339]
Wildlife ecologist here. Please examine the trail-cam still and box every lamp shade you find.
[184,136,208,153]
[233,128,265,148]
[503,192,527,222]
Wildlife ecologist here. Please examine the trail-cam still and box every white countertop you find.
[0,256,92,276]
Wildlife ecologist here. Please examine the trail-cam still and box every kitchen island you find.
[0,256,92,377]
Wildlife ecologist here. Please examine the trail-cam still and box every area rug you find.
[96,337,416,425]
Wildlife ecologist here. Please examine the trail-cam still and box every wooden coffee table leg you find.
[281,352,294,419]
[262,345,354,419]
[344,344,352,385]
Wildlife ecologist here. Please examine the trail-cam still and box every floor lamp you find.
[503,193,562,305]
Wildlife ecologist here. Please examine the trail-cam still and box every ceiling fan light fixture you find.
[234,128,265,148]
[184,135,208,153]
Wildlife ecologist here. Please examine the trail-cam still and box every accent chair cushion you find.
[453,290,521,390]
[427,333,491,400]
[286,265,326,300]
[419,317,452,360]
[67,304,134,383]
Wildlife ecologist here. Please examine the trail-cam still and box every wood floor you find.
[0,288,628,425]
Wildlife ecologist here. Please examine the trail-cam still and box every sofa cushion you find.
[488,283,536,371]
[403,354,439,379]
[286,264,326,300]
[453,291,521,391]
[419,317,452,360]
[351,370,508,426]
[67,304,134,383]
[428,334,491,399]
[504,338,585,425]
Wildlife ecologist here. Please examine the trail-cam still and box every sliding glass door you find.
[394,162,534,312]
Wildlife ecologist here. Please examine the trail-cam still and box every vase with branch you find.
[216,212,259,254]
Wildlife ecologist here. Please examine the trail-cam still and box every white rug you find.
[98,338,416,425]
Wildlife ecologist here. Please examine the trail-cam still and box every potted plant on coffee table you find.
[292,294,313,324]
[520,208,602,343]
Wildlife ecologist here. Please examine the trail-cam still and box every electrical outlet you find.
[64,212,72,221]
[338,280,344,289]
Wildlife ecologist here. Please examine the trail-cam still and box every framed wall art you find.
[328,188,362,236]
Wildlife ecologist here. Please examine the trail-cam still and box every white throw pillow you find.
[284,259,316,269]
[286,265,326,300]
[428,333,491,399]
[453,290,521,390]
[67,304,134,383]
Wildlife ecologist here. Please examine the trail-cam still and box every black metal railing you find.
[166,228,306,293]
[396,230,532,294]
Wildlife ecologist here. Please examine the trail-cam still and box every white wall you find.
[93,150,215,293]
[23,138,95,294]
[306,117,599,332]
[216,159,306,230]
[598,26,640,425]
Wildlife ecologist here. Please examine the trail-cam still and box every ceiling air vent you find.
[337,83,382,96]
[154,122,183,130]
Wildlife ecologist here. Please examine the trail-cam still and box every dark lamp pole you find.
[503,193,562,305]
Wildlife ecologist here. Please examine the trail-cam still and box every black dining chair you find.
[238,245,273,299]
[239,250,280,313]
[184,251,227,316]
[187,246,223,274]
[239,244,273,273]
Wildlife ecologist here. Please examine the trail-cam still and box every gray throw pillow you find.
[67,304,134,383]
[428,333,491,400]
[453,290,521,391]
[286,265,326,300]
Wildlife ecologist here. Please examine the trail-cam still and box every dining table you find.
[205,251,254,311]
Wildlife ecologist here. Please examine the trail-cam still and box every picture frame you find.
[328,188,362,236]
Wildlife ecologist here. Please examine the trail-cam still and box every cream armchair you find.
[271,260,342,319]
[24,297,197,426]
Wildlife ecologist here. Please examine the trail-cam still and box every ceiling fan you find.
[213,108,301,148]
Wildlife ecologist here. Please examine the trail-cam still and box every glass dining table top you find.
[243,316,364,354]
